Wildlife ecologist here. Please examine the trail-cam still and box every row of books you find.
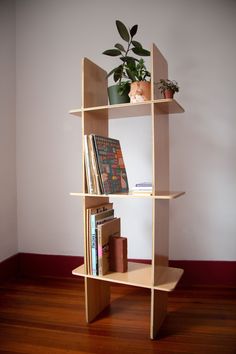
[84,134,129,194]
[86,202,125,276]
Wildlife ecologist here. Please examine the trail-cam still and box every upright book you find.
[97,218,121,276]
[86,202,113,274]
[92,135,129,194]
[90,208,114,275]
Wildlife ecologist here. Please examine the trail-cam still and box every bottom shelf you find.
[72,262,183,292]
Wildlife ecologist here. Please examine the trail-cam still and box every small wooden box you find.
[109,236,127,273]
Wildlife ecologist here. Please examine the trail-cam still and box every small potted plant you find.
[125,58,151,103]
[158,79,179,99]
[103,20,150,105]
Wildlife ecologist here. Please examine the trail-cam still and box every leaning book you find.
[92,135,129,194]
[90,208,114,276]
[97,218,121,276]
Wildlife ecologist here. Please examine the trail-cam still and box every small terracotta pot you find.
[163,89,174,99]
[129,81,151,103]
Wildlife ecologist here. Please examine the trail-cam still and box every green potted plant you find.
[103,20,150,105]
[158,79,179,99]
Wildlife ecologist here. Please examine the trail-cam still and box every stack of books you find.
[86,202,127,276]
[130,182,153,195]
[84,134,129,194]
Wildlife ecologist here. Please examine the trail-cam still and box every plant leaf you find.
[125,68,136,82]
[120,56,138,64]
[131,40,142,48]
[130,24,138,37]
[106,66,121,78]
[116,20,130,42]
[112,65,123,82]
[132,47,150,56]
[102,49,121,56]
[114,71,122,82]
[115,43,125,52]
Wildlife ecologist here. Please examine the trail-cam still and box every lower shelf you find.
[72,262,183,292]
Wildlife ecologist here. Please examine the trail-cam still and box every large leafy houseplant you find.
[103,20,150,103]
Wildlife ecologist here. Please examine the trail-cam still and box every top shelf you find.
[69,99,184,119]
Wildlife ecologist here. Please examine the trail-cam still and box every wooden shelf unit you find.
[70,43,185,340]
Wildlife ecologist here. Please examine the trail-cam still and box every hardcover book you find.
[92,135,129,194]
[90,208,114,275]
[97,218,121,276]
[86,202,113,274]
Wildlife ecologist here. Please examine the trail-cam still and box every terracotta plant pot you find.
[163,89,174,99]
[129,81,151,103]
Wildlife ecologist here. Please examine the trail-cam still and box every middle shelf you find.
[69,98,184,119]
[72,262,183,292]
[70,191,185,200]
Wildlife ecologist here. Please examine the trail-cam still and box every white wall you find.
[15,0,236,261]
[0,0,18,262]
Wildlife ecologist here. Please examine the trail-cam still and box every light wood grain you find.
[72,44,185,340]
[70,191,185,200]
[85,277,110,323]
[150,289,168,339]
[72,262,183,292]
[69,98,184,118]
[151,43,168,100]
[82,58,111,319]
[82,58,108,108]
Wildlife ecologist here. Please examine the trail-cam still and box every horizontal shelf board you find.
[69,99,184,119]
[72,262,183,292]
[70,191,185,200]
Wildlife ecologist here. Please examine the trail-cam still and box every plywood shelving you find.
[70,43,185,339]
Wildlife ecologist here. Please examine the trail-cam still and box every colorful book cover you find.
[97,218,120,276]
[86,202,113,274]
[92,135,129,194]
[90,208,114,276]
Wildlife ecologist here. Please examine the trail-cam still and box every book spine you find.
[90,214,98,276]
[91,135,104,194]
[97,228,103,276]
[89,135,103,194]
[84,135,93,194]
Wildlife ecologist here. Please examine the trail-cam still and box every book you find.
[92,135,129,194]
[89,135,105,194]
[135,182,152,188]
[130,182,153,195]
[109,236,128,273]
[97,218,121,276]
[84,135,94,194]
[90,208,114,275]
[86,202,113,274]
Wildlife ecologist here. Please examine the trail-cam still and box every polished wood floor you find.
[0,277,235,354]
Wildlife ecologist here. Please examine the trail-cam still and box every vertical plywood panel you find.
[82,58,108,108]
[81,58,110,321]
[151,43,168,100]
[152,199,169,272]
[150,44,169,339]
[150,289,168,339]
[152,105,169,193]
[85,277,110,323]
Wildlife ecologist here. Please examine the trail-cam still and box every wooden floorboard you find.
[0,277,235,353]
